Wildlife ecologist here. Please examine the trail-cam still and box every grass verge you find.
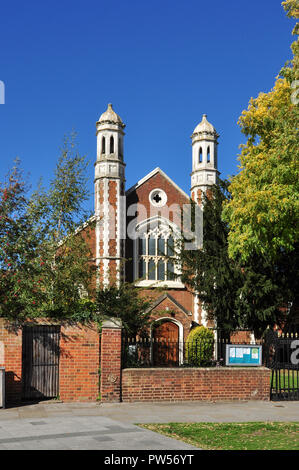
[139,422,299,450]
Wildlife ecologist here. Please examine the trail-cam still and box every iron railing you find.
[264,330,299,401]
[121,334,264,369]
[122,329,299,401]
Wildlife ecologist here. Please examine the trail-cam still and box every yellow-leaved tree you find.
[223,1,298,263]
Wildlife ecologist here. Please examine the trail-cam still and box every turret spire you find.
[190,114,219,202]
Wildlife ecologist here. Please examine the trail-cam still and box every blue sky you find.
[0,0,295,209]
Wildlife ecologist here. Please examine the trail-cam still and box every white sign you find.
[236,348,244,358]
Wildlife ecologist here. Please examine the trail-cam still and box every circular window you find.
[149,188,167,207]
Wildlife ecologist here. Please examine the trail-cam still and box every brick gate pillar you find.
[100,318,122,402]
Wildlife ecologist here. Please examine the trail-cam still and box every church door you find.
[153,320,179,367]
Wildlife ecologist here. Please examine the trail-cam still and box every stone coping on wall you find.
[122,367,270,371]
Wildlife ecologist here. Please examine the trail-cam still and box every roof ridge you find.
[126,167,189,199]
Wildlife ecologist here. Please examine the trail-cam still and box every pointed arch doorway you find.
[152,319,179,367]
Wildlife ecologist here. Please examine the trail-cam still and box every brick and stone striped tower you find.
[190,114,219,204]
[190,115,219,326]
[95,104,126,287]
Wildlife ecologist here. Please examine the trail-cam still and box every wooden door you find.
[153,321,179,367]
[22,326,60,400]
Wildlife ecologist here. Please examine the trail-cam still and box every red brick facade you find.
[125,170,197,331]
[146,294,192,340]
[127,172,189,226]
[89,167,214,337]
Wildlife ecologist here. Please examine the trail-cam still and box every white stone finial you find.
[97,103,125,128]
[192,114,218,137]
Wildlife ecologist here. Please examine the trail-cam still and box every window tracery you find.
[137,225,176,282]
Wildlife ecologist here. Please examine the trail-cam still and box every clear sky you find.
[0,0,295,209]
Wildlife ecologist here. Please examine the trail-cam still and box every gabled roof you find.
[126,167,190,200]
[146,293,192,317]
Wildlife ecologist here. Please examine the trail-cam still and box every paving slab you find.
[1,400,299,450]
[0,411,198,450]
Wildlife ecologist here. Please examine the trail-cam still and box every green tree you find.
[95,282,152,335]
[235,247,299,337]
[180,181,244,333]
[0,135,96,322]
[222,3,299,263]
[185,326,214,366]
[27,133,95,320]
[0,161,45,320]
[179,181,297,337]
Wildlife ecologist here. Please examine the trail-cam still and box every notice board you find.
[225,344,262,366]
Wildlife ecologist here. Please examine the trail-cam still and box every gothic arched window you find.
[136,223,178,282]
[110,136,114,153]
[199,147,202,163]
[119,137,123,159]
[102,136,106,154]
[207,146,210,163]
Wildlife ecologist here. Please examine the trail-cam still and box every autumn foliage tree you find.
[0,136,95,322]
[179,181,296,337]
[223,2,299,263]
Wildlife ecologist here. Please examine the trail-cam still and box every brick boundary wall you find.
[0,317,272,404]
[0,320,23,403]
[0,318,100,404]
[100,319,122,402]
[121,367,271,402]
[59,323,100,402]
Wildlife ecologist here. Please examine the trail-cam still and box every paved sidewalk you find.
[0,414,198,450]
[0,402,200,450]
[0,400,298,450]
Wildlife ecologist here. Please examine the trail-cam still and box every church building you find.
[89,103,220,342]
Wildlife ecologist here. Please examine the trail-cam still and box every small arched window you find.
[207,146,210,163]
[119,137,123,159]
[199,147,202,163]
[102,136,106,154]
[110,136,114,153]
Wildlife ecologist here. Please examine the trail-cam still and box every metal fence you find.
[22,325,60,400]
[121,334,263,369]
[264,330,299,401]
[122,329,299,401]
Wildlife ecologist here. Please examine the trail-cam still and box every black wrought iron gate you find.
[22,325,60,400]
[265,330,299,401]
